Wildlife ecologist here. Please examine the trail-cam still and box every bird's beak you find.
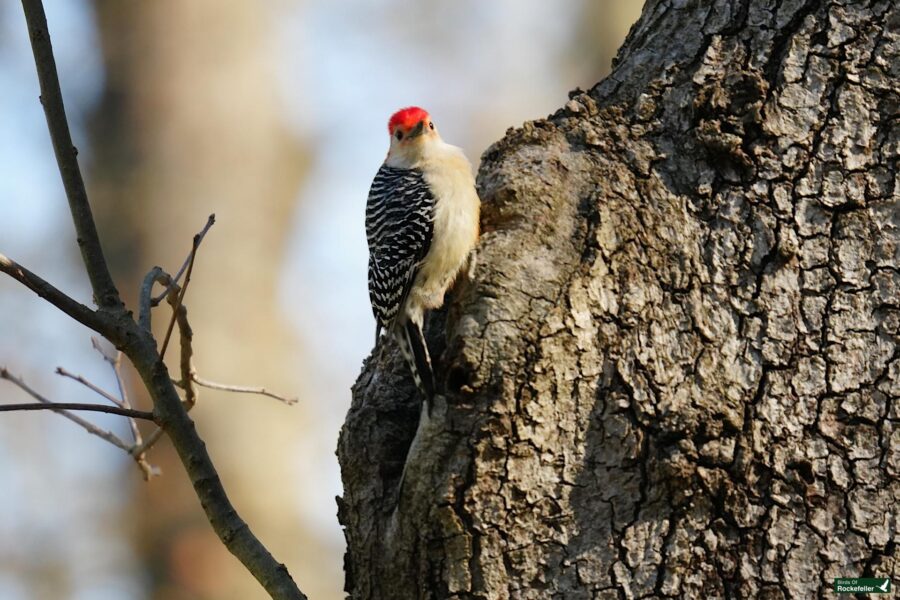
[407,120,425,139]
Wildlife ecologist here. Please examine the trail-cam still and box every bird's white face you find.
[386,109,442,168]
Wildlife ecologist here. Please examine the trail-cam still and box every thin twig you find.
[131,425,166,458]
[89,342,163,479]
[131,275,200,458]
[90,337,117,364]
[91,338,143,445]
[158,267,190,360]
[138,266,167,331]
[3,366,160,478]
[159,217,213,359]
[1,367,144,450]
[55,366,123,407]
[190,376,298,406]
[0,253,111,336]
[143,270,200,408]
[133,455,162,480]
[167,286,198,410]
[151,214,215,307]
[0,402,154,420]
[21,0,120,309]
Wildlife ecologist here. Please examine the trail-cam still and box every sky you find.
[0,1,642,597]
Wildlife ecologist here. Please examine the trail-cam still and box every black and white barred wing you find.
[365,165,434,333]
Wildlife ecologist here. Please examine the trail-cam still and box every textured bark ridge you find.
[339,1,899,597]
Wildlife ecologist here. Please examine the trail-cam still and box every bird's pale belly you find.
[411,193,479,310]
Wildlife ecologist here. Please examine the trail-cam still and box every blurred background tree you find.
[0,1,642,598]
[87,1,312,599]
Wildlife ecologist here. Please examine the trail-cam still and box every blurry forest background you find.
[0,1,642,598]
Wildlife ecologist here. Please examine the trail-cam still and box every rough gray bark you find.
[339,0,899,598]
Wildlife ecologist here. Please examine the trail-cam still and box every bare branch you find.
[90,337,118,364]
[89,342,163,480]
[91,338,142,445]
[21,0,120,310]
[131,424,166,458]
[191,376,298,406]
[3,366,160,479]
[0,367,146,450]
[18,4,305,595]
[55,366,123,407]
[167,288,198,410]
[0,402,155,420]
[0,253,111,336]
[139,215,215,332]
[143,269,199,407]
[89,338,129,409]
[151,214,215,306]
[159,219,211,359]
[132,455,162,480]
[138,266,167,331]
[131,277,199,460]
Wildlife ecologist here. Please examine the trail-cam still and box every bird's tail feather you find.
[397,320,435,409]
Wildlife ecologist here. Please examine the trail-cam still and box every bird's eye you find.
[428,121,434,130]
[395,130,403,141]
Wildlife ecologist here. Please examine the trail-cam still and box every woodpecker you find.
[366,107,480,408]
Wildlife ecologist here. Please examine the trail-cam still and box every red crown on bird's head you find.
[388,106,430,135]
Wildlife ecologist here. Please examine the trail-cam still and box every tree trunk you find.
[339,0,899,598]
